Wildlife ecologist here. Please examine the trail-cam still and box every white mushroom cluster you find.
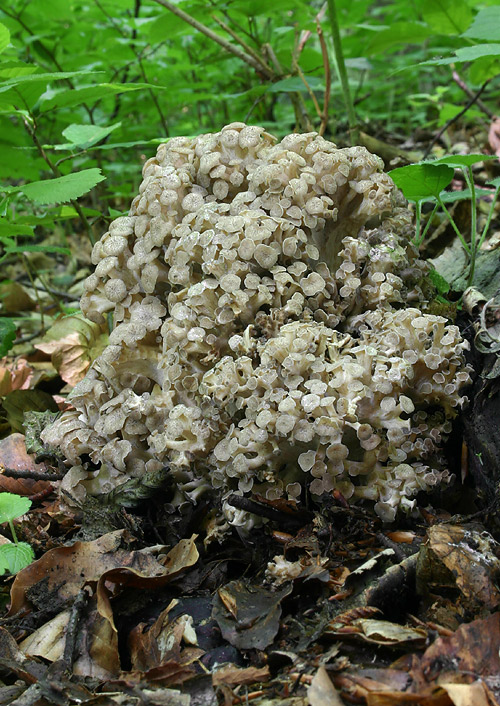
[43,123,471,526]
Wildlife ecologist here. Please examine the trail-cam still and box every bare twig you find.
[1,467,65,481]
[452,69,495,119]
[211,14,274,77]
[151,0,274,78]
[62,587,91,668]
[423,80,491,159]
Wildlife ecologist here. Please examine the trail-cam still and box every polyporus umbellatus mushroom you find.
[43,123,471,528]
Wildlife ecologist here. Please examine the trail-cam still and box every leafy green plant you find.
[389,156,500,288]
[0,492,34,575]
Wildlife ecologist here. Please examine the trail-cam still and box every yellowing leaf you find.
[35,315,108,386]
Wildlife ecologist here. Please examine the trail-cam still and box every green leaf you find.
[437,188,492,204]
[267,76,325,93]
[40,82,165,112]
[0,542,34,574]
[0,23,10,55]
[455,44,500,62]
[487,177,500,189]
[20,168,106,205]
[432,154,498,168]
[0,493,31,523]
[420,0,473,35]
[0,70,101,95]
[0,62,38,79]
[0,319,16,356]
[4,244,71,256]
[61,122,121,149]
[462,7,500,41]
[388,163,454,202]
[428,268,450,295]
[367,22,432,53]
[0,218,34,237]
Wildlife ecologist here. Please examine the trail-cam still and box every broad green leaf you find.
[462,7,500,41]
[433,154,498,168]
[267,76,324,93]
[455,44,500,62]
[20,168,106,205]
[420,0,473,35]
[0,319,16,356]
[62,122,121,149]
[0,542,34,574]
[487,177,500,188]
[0,493,31,523]
[367,22,432,53]
[40,82,165,112]
[0,62,38,79]
[0,23,10,55]
[389,163,454,202]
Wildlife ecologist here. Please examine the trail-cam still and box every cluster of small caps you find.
[43,123,472,528]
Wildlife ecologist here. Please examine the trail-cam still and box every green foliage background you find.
[0,0,499,300]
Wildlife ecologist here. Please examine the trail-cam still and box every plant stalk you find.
[326,0,358,144]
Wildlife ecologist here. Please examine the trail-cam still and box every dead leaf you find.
[213,580,292,650]
[420,612,500,683]
[441,682,491,706]
[0,357,33,397]
[212,663,270,687]
[0,433,53,496]
[416,524,500,612]
[307,666,346,705]
[35,315,108,386]
[0,281,35,313]
[327,618,428,648]
[9,531,198,616]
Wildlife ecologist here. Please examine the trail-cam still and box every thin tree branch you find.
[211,14,274,77]
[423,80,491,159]
[452,69,495,119]
[150,0,274,78]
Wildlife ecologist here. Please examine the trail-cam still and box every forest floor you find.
[1,123,500,706]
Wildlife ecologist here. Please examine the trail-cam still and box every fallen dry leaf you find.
[0,433,53,496]
[441,681,491,706]
[212,663,270,687]
[9,531,199,616]
[307,665,346,706]
[35,315,108,386]
[0,357,33,397]
[416,524,500,612]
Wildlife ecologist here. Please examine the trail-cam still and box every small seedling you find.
[0,493,34,575]
[389,155,500,289]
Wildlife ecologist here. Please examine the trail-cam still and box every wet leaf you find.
[213,580,292,650]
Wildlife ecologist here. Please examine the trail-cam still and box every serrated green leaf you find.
[0,319,16,356]
[389,163,454,202]
[0,493,31,523]
[0,542,34,574]
[0,23,10,55]
[20,168,106,205]
[62,122,121,149]
[456,44,500,62]
[462,7,500,41]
